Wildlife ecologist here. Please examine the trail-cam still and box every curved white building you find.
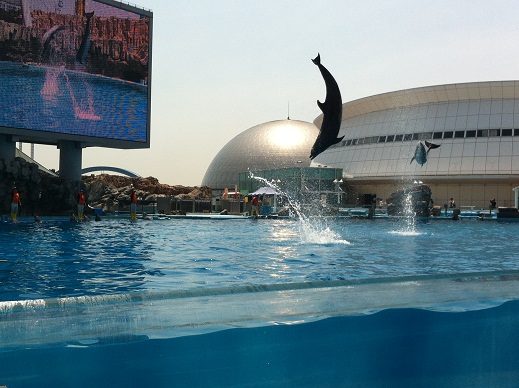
[312,81,519,208]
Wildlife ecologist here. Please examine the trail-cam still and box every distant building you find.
[238,166,343,203]
[312,81,519,208]
[202,119,318,190]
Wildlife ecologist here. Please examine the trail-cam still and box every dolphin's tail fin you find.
[85,11,94,19]
[312,53,321,66]
[424,140,441,154]
[424,140,440,149]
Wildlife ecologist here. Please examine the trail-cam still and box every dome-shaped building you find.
[202,119,318,189]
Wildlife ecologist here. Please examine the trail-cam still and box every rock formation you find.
[0,158,211,217]
[386,184,432,217]
[81,174,212,214]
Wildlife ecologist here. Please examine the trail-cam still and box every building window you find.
[339,127,519,147]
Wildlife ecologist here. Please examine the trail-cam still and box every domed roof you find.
[202,119,318,189]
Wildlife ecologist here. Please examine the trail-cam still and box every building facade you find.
[239,166,343,203]
[312,81,519,208]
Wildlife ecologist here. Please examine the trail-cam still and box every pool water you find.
[1,217,519,386]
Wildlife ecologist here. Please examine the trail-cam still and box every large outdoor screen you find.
[0,0,151,148]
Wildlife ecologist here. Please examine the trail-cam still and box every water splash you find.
[391,189,422,236]
[249,172,349,245]
[402,189,416,232]
[390,229,422,237]
[299,221,350,245]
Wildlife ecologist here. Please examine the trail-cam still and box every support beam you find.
[59,141,83,181]
[513,186,519,209]
[0,135,16,162]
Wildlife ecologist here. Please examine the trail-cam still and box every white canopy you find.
[249,187,279,195]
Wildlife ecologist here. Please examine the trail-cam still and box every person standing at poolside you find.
[10,186,21,222]
[251,195,259,217]
[130,185,138,220]
[489,198,496,214]
[77,189,86,221]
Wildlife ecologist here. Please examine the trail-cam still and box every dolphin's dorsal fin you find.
[333,135,345,145]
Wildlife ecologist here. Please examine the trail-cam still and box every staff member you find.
[77,189,86,221]
[251,195,260,217]
[11,187,21,222]
[130,185,138,220]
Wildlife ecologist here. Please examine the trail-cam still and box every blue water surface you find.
[1,217,518,301]
[1,216,519,387]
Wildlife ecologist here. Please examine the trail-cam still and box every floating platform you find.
[169,213,252,220]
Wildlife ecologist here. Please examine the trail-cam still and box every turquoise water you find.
[1,217,519,386]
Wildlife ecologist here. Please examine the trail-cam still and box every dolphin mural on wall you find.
[310,53,344,160]
[410,140,441,166]
[76,11,95,65]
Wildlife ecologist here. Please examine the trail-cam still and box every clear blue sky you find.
[32,0,519,186]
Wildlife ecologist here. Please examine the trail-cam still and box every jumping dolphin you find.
[310,53,344,160]
[410,140,441,166]
[76,11,94,65]
[41,25,65,61]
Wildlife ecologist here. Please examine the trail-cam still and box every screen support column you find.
[59,141,83,181]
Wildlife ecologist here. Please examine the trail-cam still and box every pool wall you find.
[2,299,519,387]
[1,275,519,387]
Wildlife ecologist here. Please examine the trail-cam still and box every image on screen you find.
[0,0,151,145]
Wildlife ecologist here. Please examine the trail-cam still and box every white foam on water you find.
[389,230,423,237]
[299,221,350,245]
